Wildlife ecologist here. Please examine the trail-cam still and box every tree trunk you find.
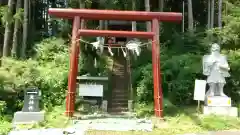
[99,20,104,30]
[207,0,211,29]
[79,0,85,29]
[51,0,57,36]
[182,1,185,33]
[159,0,164,12]
[98,0,104,30]
[12,0,22,57]
[104,21,108,30]
[45,0,49,34]
[187,0,194,32]
[218,0,222,43]
[132,0,136,32]
[21,0,29,58]
[210,0,215,28]
[0,0,3,57]
[145,0,151,50]
[3,0,14,57]
[145,0,151,32]
[218,0,222,28]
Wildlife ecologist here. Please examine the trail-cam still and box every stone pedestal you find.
[128,100,133,112]
[101,100,108,112]
[203,106,238,117]
[203,96,238,117]
[206,96,231,107]
[13,111,45,124]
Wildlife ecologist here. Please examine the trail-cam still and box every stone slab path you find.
[8,128,85,135]
[73,118,153,132]
[8,118,153,135]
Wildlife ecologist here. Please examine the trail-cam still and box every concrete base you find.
[13,111,45,124]
[101,100,108,112]
[205,96,231,107]
[128,100,133,112]
[203,106,238,117]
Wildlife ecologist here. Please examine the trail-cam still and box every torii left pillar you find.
[48,8,182,118]
[66,16,81,116]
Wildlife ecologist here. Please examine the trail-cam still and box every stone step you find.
[112,70,125,72]
[112,97,128,100]
[112,78,125,80]
[108,107,128,113]
[112,71,125,73]
[111,92,127,96]
[109,56,129,113]
[112,90,128,92]
[113,67,125,69]
[112,92,128,96]
[112,89,127,91]
[110,102,128,107]
[112,73,125,75]
[112,72,124,74]
[111,99,128,103]
[113,67,126,71]
[112,74,125,76]
[111,98,128,101]
[112,93,128,97]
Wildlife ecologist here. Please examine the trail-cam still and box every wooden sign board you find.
[193,80,207,101]
[78,84,103,97]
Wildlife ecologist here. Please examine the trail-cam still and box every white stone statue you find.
[202,43,230,97]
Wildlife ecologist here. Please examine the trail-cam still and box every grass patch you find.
[1,106,240,135]
[87,106,240,135]
[0,120,12,135]
[86,115,240,135]
[39,106,71,128]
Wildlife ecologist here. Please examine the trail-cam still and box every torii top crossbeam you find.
[48,8,182,22]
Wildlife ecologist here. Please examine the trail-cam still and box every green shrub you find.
[0,37,109,113]
[32,37,69,108]
[0,101,6,114]
[135,98,177,117]
[133,32,240,106]
[0,37,69,112]
[224,49,240,104]
[135,103,154,117]
[134,53,202,105]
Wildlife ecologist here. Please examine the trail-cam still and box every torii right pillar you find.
[152,18,162,117]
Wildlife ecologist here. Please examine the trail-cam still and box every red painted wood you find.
[48,8,182,22]
[78,29,154,39]
[65,16,81,117]
[152,18,163,118]
[48,8,182,118]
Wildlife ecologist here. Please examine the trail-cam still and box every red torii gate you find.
[48,8,182,118]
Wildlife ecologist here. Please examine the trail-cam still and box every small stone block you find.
[101,100,108,112]
[203,106,238,117]
[13,111,45,124]
[206,96,231,107]
[128,100,133,112]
